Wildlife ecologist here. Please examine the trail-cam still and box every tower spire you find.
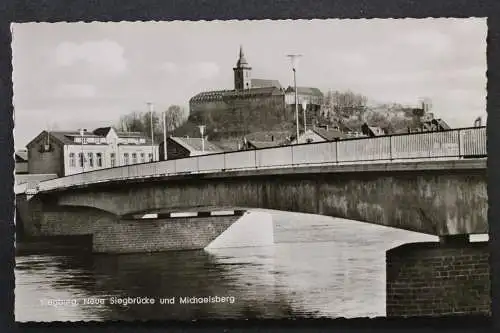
[233,45,252,90]
[236,45,248,67]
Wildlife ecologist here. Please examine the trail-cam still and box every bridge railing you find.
[36,126,487,192]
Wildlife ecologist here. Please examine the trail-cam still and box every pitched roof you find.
[169,137,223,153]
[285,86,324,97]
[93,127,113,136]
[434,119,451,130]
[312,128,345,140]
[190,86,284,103]
[244,130,293,143]
[15,150,28,162]
[251,79,282,89]
[247,141,284,149]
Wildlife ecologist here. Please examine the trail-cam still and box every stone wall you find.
[386,241,490,317]
[93,215,241,253]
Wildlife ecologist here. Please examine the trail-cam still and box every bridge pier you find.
[93,212,248,253]
[386,238,490,317]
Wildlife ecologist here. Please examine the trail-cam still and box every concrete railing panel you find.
[292,141,337,165]
[256,146,293,168]
[225,150,256,170]
[197,154,225,172]
[174,157,198,173]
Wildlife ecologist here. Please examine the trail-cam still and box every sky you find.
[12,18,487,148]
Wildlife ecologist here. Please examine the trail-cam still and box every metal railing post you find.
[254,149,257,169]
[223,152,226,171]
[335,140,339,164]
[389,136,392,161]
[291,145,294,167]
[457,128,462,158]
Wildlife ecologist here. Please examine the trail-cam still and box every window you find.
[148,153,153,162]
[96,153,102,167]
[139,138,146,144]
[78,153,84,167]
[75,137,82,143]
[82,137,88,144]
[110,153,116,167]
[88,153,94,167]
[124,153,129,165]
[140,153,145,163]
[132,153,137,164]
[69,153,75,167]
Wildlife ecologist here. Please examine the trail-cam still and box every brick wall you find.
[41,208,117,236]
[93,215,241,253]
[386,241,490,317]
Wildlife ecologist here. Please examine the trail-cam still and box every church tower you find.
[233,46,252,90]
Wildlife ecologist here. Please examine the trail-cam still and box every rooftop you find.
[169,137,224,153]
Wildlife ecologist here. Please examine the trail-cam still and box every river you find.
[15,210,438,322]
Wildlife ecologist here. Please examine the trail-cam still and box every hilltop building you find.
[26,127,159,177]
[188,46,324,137]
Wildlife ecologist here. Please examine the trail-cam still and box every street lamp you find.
[147,102,155,161]
[162,110,167,160]
[287,54,302,142]
[198,125,206,153]
[301,99,309,132]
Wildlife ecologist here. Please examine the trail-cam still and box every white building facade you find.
[27,127,159,177]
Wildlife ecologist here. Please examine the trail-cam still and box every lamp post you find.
[79,128,85,173]
[287,54,302,142]
[147,102,155,161]
[162,110,167,160]
[301,99,309,133]
[198,125,206,153]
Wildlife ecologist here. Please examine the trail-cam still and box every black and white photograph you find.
[13,18,489,322]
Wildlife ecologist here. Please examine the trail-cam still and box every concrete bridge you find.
[16,127,490,317]
[19,126,487,237]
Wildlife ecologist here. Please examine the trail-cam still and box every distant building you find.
[361,123,386,137]
[15,149,28,174]
[26,127,159,177]
[241,130,293,150]
[188,46,323,136]
[291,127,345,144]
[161,136,224,160]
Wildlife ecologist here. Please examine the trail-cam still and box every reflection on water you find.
[15,212,437,321]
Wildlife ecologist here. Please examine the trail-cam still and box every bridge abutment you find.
[92,214,247,253]
[386,240,490,317]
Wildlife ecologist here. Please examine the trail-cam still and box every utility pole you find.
[287,54,302,142]
[147,102,154,161]
[162,110,167,160]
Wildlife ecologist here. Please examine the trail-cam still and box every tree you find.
[164,105,185,132]
[320,90,368,123]
[116,105,187,143]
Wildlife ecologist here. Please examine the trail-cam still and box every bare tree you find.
[164,105,185,132]
[321,90,368,123]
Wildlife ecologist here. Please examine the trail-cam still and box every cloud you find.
[53,83,97,98]
[55,40,127,74]
[160,61,179,73]
[187,62,220,80]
